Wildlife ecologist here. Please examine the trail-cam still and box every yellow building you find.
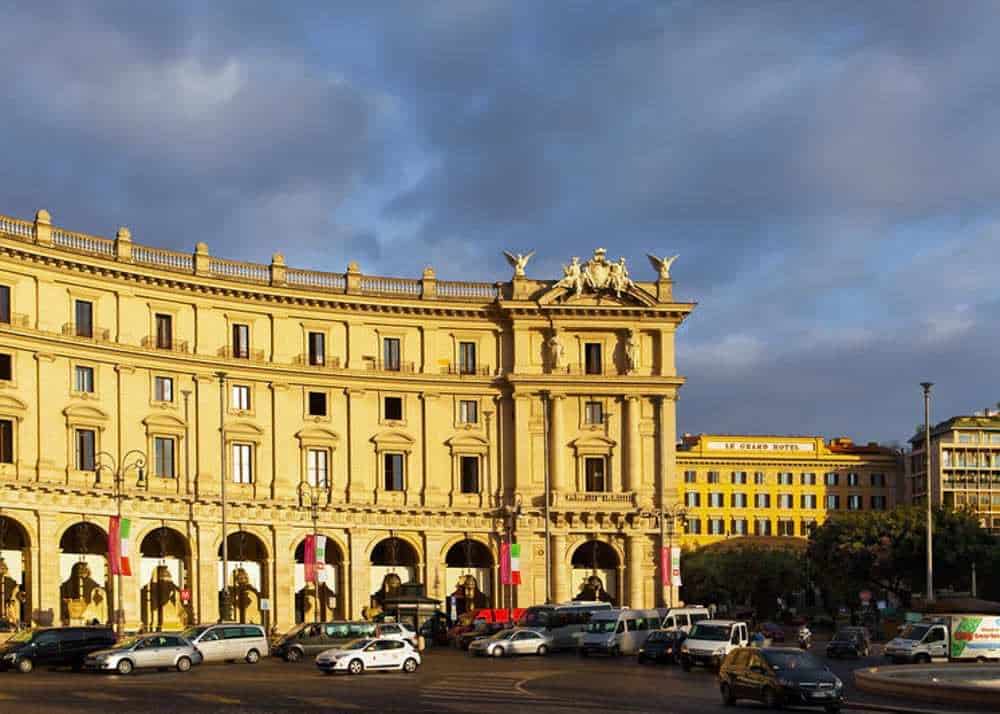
[676,434,903,547]
[0,209,694,631]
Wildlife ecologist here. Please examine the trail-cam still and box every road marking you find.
[74,692,129,702]
[287,696,361,710]
[184,693,242,705]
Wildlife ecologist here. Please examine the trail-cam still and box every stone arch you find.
[444,537,495,616]
[570,539,620,605]
[58,521,110,626]
[293,534,346,623]
[368,534,421,615]
[218,529,270,626]
[0,514,31,625]
[138,525,192,631]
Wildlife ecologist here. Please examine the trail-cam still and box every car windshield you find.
[689,624,731,641]
[8,629,34,643]
[342,639,371,651]
[901,624,930,640]
[180,626,208,641]
[647,630,672,642]
[586,620,617,633]
[762,651,823,670]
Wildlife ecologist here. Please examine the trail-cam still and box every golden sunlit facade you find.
[0,209,694,632]
[676,434,903,547]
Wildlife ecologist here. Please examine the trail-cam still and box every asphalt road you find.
[0,642,979,714]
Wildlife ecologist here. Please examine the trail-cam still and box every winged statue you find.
[503,250,535,277]
[647,254,679,280]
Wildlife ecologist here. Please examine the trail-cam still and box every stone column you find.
[625,396,641,494]
[626,534,645,608]
[549,394,566,493]
[36,513,60,626]
[658,395,679,606]
[194,519,219,624]
[551,533,569,603]
[274,527,297,632]
[348,529,370,618]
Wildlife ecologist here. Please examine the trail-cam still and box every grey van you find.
[273,621,377,662]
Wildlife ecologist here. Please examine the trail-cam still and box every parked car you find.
[456,622,505,651]
[374,622,418,647]
[273,622,377,662]
[84,633,202,674]
[660,607,711,634]
[759,622,786,643]
[315,637,421,675]
[0,626,117,673]
[637,629,685,664]
[826,627,871,659]
[468,628,553,657]
[719,647,843,713]
[180,623,268,664]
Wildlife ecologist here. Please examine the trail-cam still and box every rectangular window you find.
[847,472,860,487]
[74,365,95,393]
[800,520,817,536]
[870,473,886,488]
[155,313,173,349]
[231,385,250,411]
[847,495,863,510]
[584,343,602,375]
[383,337,401,371]
[685,518,702,535]
[384,396,403,421]
[308,391,327,417]
[708,518,725,535]
[307,448,329,488]
[0,285,9,324]
[584,401,604,425]
[754,519,772,536]
[154,376,173,402]
[755,493,771,508]
[801,472,816,486]
[459,400,479,424]
[685,491,701,507]
[0,419,13,463]
[232,443,253,484]
[871,495,887,510]
[684,470,697,484]
[754,472,766,485]
[777,520,795,537]
[777,472,793,485]
[384,453,404,491]
[825,494,840,510]
[460,455,479,493]
[824,472,839,486]
[0,354,12,381]
[232,324,250,359]
[708,492,724,508]
[75,300,93,337]
[75,429,96,471]
[731,493,747,508]
[585,457,607,492]
[153,436,176,478]
[707,471,720,484]
[731,518,747,535]
[777,493,793,509]
[307,331,325,366]
[458,341,477,374]
[731,471,747,484]
[800,494,817,509]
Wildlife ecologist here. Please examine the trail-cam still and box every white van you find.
[661,606,711,634]
[679,620,748,670]
[579,608,663,656]
[181,624,269,664]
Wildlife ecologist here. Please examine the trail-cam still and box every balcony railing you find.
[294,354,343,370]
[0,313,30,328]
[558,491,636,509]
[62,323,111,341]
[141,335,190,353]
[441,364,494,377]
[218,346,266,362]
[365,359,417,373]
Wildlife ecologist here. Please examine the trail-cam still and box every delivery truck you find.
[884,613,1000,663]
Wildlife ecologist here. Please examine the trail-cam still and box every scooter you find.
[798,626,812,650]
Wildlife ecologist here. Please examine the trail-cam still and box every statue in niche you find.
[364,572,403,620]
[625,329,640,373]
[547,330,565,370]
[142,565,191,631]
[229,566,262,624]
[575,574,615,604]
[60,561,108,625]
[0,558,25,624]
[297,580,337,623]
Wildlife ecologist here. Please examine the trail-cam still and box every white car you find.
[374,622,418,647]
[315,637,421,675]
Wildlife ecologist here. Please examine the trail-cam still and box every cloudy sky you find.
[3,1,997,445]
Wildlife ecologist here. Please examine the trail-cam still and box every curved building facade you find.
[0,209,693,631]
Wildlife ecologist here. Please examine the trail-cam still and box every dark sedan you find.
[759,622,785,642]
[637,629,685,664]
[719,647,843,713]
[825,627,870,658]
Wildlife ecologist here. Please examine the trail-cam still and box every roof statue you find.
[647,254,679,281]
[503,250,535,278]
[555,248,634,299]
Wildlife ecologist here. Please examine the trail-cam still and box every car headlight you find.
[834,677,843,689]
[680,645,689,653]
[713,647,726,656]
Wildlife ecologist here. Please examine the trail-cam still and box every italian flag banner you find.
[315,535,328,583]
[304,534,328,583]
[501,542,521,586]
[109,516,133,576]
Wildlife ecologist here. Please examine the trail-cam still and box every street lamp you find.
[641,503,687,608]
[921,382,934,604]
[497,494,523,623]
[216,371,231,622]
[299,481,325,621]
[93,449,146,635]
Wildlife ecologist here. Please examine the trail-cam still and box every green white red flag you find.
[109,516,132,576]
[501,542,521,585]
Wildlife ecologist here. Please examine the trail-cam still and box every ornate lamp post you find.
[93,449,146,635]
[921,382,934,603]
[497,494,522,623]
[641,503,687,608]
[216,371,231,622]
[299,481,324,617]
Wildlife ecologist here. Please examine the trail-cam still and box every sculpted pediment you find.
[371,430,415,452]
[142,413,187,430]
[62,404,109,422]
[570,434,618,451]
[0,394,28,415]
[538,248,657,306]
[295,426,341,444]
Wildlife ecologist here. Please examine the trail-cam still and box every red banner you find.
[108,516,121,576]
[303,534,316,583]
[659,546,669,585]
[499,541,511,585]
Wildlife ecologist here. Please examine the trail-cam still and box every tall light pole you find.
[217,371,231,621]
[299,481,324,621]
[642,503,687,607]
[921,382,934,604]
[93,449,146,635]
[497,494,523,622]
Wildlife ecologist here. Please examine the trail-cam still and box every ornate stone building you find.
[0,210,693,631]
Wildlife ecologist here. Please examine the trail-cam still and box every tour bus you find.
[517,601,614,650]
[579,608,664,656]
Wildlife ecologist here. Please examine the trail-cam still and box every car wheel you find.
[721,682,735,706]
[492,646,505,657]
[285,648,302,663]
[915,654,931,664]
[348,659,364,675]
[762,687,780,709]
[245,649,260,664]
[610,645,621,657]
[16,658,33,674]
[402,657,418,673]
[176,657,192,673]
[116,659,134,675]
[536,645,549,657]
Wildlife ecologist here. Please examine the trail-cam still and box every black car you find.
[0,626,117,673]
[638,629,686,664]
[825,627,870,659]
[719,647,843,713]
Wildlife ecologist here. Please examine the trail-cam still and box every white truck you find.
[884,614,1000,663]
[679,619,749,671]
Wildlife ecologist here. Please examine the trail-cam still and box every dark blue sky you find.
[3,1,997,445]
